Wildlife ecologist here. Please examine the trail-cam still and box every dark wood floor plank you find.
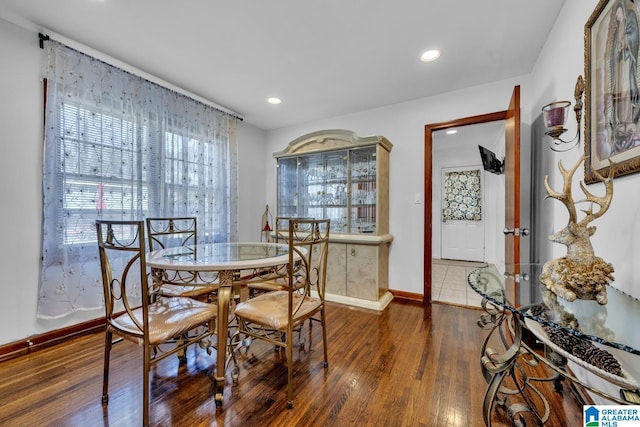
[0,301,581,426]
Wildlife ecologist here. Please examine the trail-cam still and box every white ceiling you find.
[0,0,565,130]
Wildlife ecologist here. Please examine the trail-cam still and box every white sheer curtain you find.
[38,41,238,318]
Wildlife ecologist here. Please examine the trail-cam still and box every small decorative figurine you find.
[261,205,273,242]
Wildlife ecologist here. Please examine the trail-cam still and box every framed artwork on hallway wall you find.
[584,0,640,183]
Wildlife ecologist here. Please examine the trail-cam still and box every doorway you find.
[424,86,521,305]
[431,121,505,306]
[424,111,508,304]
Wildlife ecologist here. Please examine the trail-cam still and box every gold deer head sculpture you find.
[539,154,615,305]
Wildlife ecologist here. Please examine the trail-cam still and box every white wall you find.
[0,19,48,344]
[237,123,269,242]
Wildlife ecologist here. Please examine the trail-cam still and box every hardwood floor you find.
[0,301,582,426]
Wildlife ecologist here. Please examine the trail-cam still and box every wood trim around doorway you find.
[424,111,507,305]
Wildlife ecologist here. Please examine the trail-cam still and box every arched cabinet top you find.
[273,129,393,158]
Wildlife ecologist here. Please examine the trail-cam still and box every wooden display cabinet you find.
[274,129,393,310]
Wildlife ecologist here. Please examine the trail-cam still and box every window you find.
[57,103,147,246]
[38,41,238,318]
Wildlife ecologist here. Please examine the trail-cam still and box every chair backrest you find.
[96,220,149,335]
[146,217,197,251]
[273,217,313,243]
[284,218,330,304]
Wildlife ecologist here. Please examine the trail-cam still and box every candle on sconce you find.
[542,101,570,129]
[540,76,584,150]
[547,107,565,126]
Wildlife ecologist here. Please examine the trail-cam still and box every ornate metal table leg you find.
[479,298,521,426]
[214,270,233,407]
[478,298,550,426]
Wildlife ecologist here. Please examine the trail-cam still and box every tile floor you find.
[431,258,488,308]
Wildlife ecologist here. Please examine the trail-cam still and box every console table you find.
[468,264,640,426]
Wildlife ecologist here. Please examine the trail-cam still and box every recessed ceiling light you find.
[267,97,281,105]
[420,49,441,62]
[446,129,457,135]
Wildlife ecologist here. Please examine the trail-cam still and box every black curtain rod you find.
[36,32,243,121]
[38,32,49,49]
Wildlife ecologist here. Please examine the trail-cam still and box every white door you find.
[441,166,485,262]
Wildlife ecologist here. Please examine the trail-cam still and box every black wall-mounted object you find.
[478,145,504,175]
[38,33,50,49]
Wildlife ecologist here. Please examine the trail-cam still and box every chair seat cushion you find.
[110,297,217,345]
[234,290,322,331]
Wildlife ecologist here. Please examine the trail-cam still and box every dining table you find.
[146,241,293,406]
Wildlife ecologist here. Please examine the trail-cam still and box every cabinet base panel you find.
[323,291,393,311]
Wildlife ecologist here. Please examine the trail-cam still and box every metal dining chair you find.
[247,217,312,295]
[234,218,330,408]
[146,217,219,301]
[96,220,217,427]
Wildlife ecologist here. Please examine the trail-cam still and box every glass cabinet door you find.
[277,150,349,233]
[349,146,376,233]
[323,151,348,233]
[277,144,381,235]
[297,150,348,233]
[276,156,298,218]
[298,152,324,219]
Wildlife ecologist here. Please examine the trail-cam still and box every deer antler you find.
[544,155,586,225]
[577,159,615,225]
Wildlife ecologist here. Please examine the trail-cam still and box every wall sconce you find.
[541,75,585,152]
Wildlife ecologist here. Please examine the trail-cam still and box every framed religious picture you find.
[585,0,640,183]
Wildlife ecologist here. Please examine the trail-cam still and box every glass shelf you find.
[274,130,391,238]
[276,145,380,235]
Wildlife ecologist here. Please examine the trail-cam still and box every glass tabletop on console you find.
[468,263,640,356]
